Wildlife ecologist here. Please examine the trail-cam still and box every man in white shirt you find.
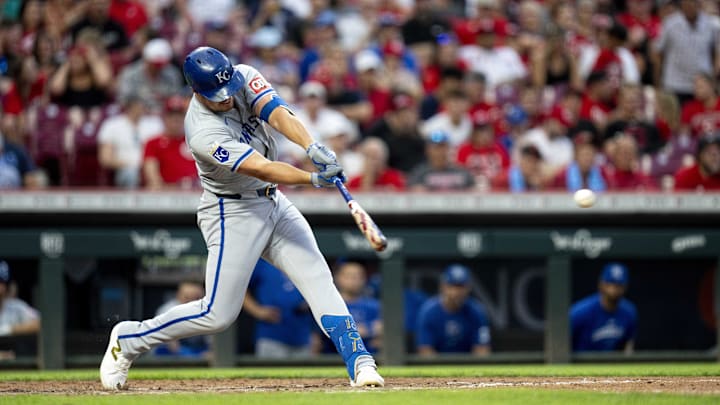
[458,21,527,90]
[97,96,164,188]
[420,89,473,148]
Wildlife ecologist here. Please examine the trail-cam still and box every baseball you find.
[573,189,596,208]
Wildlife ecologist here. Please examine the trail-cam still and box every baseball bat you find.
[333,177,388,252]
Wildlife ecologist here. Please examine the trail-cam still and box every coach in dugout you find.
[415,264,491,356]
[570,263,638,353]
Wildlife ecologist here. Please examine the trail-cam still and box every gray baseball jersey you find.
[185,64,278,195]
[114,64,357,364]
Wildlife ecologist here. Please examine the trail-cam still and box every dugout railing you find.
[0,191,719,369]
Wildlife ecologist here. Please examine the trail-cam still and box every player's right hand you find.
[306,142,339,171]
[311,165,344,188]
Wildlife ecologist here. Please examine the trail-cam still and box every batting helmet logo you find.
[215,69,232,84]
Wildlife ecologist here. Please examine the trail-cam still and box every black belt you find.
[214,186,277,200]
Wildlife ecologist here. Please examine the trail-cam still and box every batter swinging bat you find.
[333,178,388,252]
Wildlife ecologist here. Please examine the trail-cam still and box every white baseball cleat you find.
[100,322,137,390]
[350,365,385,388]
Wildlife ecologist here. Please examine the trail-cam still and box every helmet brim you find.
[198,69,244,102]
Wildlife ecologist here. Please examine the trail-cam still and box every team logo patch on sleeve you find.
[210,144,230,163]
[249,76,270,94]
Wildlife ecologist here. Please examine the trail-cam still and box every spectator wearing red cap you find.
[421,89,472,148]
[673,134,720,190]
[457,18,527,90]
[142,96,197,190]
[366,91,426,173]
[680,73,720,138]
[456,117,509,191]
[347,137,406,191]
[116,38,184,111]
[603,84,664,154]
[602,134,657,190]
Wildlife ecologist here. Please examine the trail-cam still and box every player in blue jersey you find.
[244,259,313,358]
[415,264,491,356]
[570,262,638,353]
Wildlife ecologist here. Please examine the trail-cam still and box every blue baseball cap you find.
[0,260,9,284]
[442,264,470,285]
[600,262,629,286]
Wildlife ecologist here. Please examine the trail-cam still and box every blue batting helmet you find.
[183,47,244,102]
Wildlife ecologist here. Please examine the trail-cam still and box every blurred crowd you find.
[1,0,720,192]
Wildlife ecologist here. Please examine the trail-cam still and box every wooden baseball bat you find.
[333,178,388,252]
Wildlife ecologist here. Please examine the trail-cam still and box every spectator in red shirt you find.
[578,18,640,91]
[453,0,511,46]
[347,137,406,191]
[617,0,661,84]
[142,96,197,190]
[602,134,656,190]
[579,70,615,131]
[456,116,509,191]
[109,0,149,39]
[674,134,720,191]
[466,72,503,134]
[680,73,720,138]
[354,50,392,125]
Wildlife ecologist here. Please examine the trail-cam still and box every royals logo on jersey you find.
[210,144,230,163]
[249,76,269,94]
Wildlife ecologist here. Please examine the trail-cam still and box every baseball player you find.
[570,262,637,353]
[415,264,491,356]
[100,46,384,389]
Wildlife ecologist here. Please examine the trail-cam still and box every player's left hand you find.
[307,142,340,171]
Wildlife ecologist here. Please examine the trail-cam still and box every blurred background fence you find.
[0,190,719,369]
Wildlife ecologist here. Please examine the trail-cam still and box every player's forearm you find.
[267,107,314,150]
[243,160,312,186]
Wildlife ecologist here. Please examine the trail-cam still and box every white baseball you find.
[573,189,596,208]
